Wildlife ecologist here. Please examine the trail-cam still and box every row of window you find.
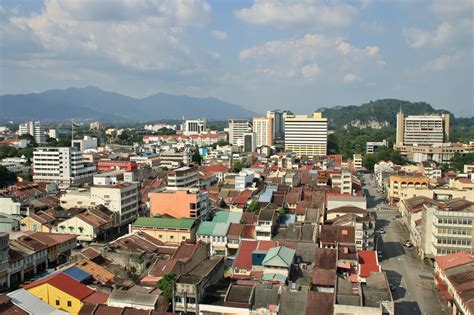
[437,218,472,226]
[437,228,471,236]
[56,300,72,307]
[436,238,471,246]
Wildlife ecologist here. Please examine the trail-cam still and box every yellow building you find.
[130,217,198,244]
[25,273,108,314]
[389,175,432,204]
[20,212,55,232]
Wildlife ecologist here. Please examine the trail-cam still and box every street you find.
[362,174,448,315]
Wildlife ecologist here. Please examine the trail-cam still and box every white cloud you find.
[239,33,383,83]
[6,0,213,72]
[211,30,228,40]
[301,63,320,79]
[424,53,462,71]
[343,73,360,83]
[235,0,358,30]
[431,0,472,17]
[365,46,379,56]
[404,22,453,48]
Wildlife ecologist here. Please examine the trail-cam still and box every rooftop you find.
[132,217,196,230]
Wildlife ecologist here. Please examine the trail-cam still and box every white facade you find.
[341,169,352,195]
[366,140,388,154]
[0,198,21,216]
[72,136,98,151]
[32,147,96,186]
[91,183,139,225]
[252,117,272,148]
[183,119,206,135]
[284,112,328,157]
[228,119,251,146]
[235,170,254,191]
[19,121,45,144]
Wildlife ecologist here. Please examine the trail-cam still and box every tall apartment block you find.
[33,147,96,186]
[252,116,273,148]
[243,132,256,153]
[284,112,328,157]
[228,119,251,146]
[18,121,45,144]
[183,119,206,136]
[267,110,288,142]
[396,108,450,146]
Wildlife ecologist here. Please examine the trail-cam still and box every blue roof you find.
[258,185,278,203]
[213,211,242,224]
[62,266,91,283]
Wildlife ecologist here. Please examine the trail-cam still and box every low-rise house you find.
[108,289,160,311]
[21,211,56,233]
[173,257,225,314]
[331,213,375,250]
[150,188,209,220]
[130,217,198,244]
[256,208,277,241]
[7,289,69,315]
[24,273,108,315]
[28,232,77,267]
[261,245,295,283]
[434,252,474,315]
[226,223,244,256]
[319,225,356,249]
[327,194,367,210]
[196,222,230,256]
[56,208,114,242]
[312,248,337,292]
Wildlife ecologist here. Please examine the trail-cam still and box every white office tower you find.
[284,112,328,157]
[33,147,96,186]
[18,121,45,144]
[267,110,287,142]
[243,132,257,152]
[228,119,251,146]
[72,136,98,151]
[252,116,273,147]
[396,108,450,146]
[183,119,206,135]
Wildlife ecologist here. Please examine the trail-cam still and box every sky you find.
[0,0,473,117]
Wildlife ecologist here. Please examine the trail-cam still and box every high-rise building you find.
[32,147,96,186]
[18,121,45,144]
[396,108,450,146]
[284,112,328,157]
[243,132,256,153]
[266,110,288,142]
[252,116,273,147]
[183,119,206,135]
[228,119,251,146]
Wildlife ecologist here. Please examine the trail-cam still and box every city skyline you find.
[0,0,472,117]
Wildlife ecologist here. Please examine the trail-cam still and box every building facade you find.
[284,112,328,157]
[396,109,450,146]
[228,119,250,146]
[19,121,45,144]
[183,119,206,136]
[252,117,273,148]
[150,188,209,220]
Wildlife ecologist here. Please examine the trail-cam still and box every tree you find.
[192,146,202,165]
[157,272,177,299]
[0,166,16,188]
[450,153,474,172]
[362,148,405,171]
[233,160,243,172]
[0,146,18,159]
[247,199,259,212]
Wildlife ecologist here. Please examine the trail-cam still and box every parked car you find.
[377,228,385,234]
[404,240,413,248]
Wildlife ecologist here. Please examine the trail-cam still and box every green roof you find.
[262,246,296,268]
[196,221,230,237]
[213,211,242,224]
[132,217,196,230]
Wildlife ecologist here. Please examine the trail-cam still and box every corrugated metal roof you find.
[196,222,230,237]
[109,290,159,307]
[8,289,68,315]
[132,217,196,229]
[262,246,295,268]
[213,211,242,224]
[62,266,92,283]
[262,273,287,283]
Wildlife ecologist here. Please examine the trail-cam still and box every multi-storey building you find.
[150,188,209,220]
[19,121,45,144]
[72,135,98,152]
[266,110,288,142]
[252,116,273,148]
[366,140,388,154]
[243,132,256,153]
[228,119,251,146]
[421,199,474,259]
[183,119,206,135]
[159,150,193,169]
[0,233,8,289]
[167,165,199,189]
[396,108,450,146]
[284,112,328,157]
[32,147,96,186]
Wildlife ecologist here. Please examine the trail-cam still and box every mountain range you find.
[0,86,259,122]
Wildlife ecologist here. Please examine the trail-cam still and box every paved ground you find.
[362,173,448,315]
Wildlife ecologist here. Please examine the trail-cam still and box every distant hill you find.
[317,99,471,129]
[0,86,259,122]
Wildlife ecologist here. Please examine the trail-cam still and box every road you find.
[362,173,448,315]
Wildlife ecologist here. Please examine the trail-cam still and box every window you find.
[67,301,72,307]
[56,300,60,306]
[170,235,174,240]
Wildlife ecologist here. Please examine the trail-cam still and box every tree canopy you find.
[0,166,16,188]
[157,272,177,299]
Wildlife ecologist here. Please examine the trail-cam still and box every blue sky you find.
[0,0,472,117]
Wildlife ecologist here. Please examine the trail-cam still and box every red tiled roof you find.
[173,241,205,262]
[306,291,334,315]
[312,269,336,286]
[233,190,253,205]
[234,240,258,270]
[148,259,178,277]
[227,223,244,239]
[435,252,474,271]
[241,225,255,239]
[201,165,229,173]
[24,273,95,300]
[82,291,109,304]
[358,250,381,278]
[29,232,77,246]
